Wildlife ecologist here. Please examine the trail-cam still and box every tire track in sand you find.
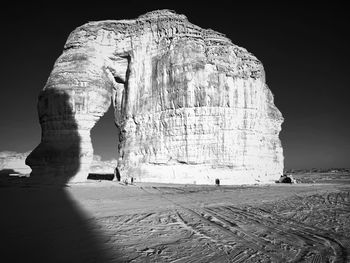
[135,186,350,262]
[148,186,285,262]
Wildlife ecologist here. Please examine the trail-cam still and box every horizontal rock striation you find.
[27,10,283,184]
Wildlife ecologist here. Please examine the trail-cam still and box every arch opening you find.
[88,101,119,181]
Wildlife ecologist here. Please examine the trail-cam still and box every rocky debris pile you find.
[276,174,297,184]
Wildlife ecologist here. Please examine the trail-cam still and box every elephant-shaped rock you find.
[26,10,284,184]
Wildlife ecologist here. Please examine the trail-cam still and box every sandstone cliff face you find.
[26,10,283,184]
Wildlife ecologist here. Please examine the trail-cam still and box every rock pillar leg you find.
[26,88,110,183]
[26,89,84,183]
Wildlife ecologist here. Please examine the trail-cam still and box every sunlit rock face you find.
[0,151,31,175]
[26,10,283,184]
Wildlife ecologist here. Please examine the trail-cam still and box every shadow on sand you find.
[0,168,17,176]
[0,89,121,262]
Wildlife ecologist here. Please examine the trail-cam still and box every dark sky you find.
[0,2,349,169]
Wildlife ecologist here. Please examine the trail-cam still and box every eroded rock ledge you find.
[26,10,284,184]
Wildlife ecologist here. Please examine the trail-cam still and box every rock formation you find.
[26,10,284,184]
[0,151,31,175]
[0,151,114,176]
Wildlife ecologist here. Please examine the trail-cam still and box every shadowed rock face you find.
[27,10,284,184]
[26,90,83,183]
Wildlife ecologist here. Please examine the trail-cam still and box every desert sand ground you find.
[1,172,349,262]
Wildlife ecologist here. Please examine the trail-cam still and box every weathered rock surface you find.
[26,10,283,184]
[0,151,31,175]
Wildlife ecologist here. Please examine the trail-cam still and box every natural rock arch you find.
[26,10,284,184]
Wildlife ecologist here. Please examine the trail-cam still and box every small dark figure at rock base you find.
[114,167,121,182]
